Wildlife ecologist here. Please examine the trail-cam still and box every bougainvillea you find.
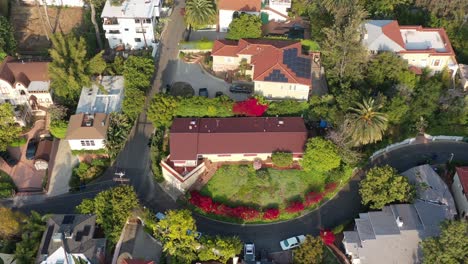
[324,182,338,194]
[285,200,305,213]
[305,192,324,207]
[320,230,336,245]
[189,191,214,212]
[232,98,268,117]
[263,208,280,220]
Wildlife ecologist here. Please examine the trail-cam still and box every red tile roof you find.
[456,167,468,194]
[0,56,49,87]
[381,20,405,49]
[212,39,312,86]
[170,117,308,161]
[218,0,261,11]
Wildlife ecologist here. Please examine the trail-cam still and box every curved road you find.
[3,0,468,254]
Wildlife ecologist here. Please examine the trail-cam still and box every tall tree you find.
[359,165,414,209]
[76,185,139,243]
[421,220,468,264]
[226,14,262,40]
[122,87,145,120]
[198,236,242,264]
[0,16,17,60]
[48,33,106,99]
[301,138,341,173]
[123,56,154,92]
[363,0,409,18]
[105,113,132,159]
[155,209,199,263]
[184,0,217,30]
[15,211,47,264]
[86,0,104,50]
[345,98,388,146]
[0,207,25,239]
[147,94,178,128]
[0,103,23,152]
[293,235,323,264]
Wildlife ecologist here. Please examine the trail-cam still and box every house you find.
[343,164,457,264]
[362,20,458,77]
[262,18,310,39]
[451,167,468,219]
[161,117,307,191]
[112,217,162,264]
[101,0,161,50]
[458,64,468,91]
[212,39,313,100]
[0,57,52,126]
[66,76,124,151]
[217,0,291,32]
[37,214,106,264]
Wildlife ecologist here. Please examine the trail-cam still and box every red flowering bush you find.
[305,192,324,207]
[320,229,336,245]
[233,98,268,117]
[324,182,338,194]
[189,191,214,213]
[285,201,305,213]
[263,208,280,220]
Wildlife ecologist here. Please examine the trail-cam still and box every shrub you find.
[263,208,280,220]
[285,200,305,213]
[271,152,293,167]
[9,136,27,147]
[256,168,269,179]
[324,182,338,194]
[320,230,335,246]
[305,192,324,207]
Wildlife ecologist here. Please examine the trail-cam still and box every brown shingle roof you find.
[218,0,261,11]
[65,113,109,140]
[0,56,49,87]
[170,117,308,161]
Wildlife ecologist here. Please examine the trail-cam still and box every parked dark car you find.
[215,91,224,97]
[198,88,209,97]
[26,138,38,160]
[0,151,18,166]
[229,84,252,93]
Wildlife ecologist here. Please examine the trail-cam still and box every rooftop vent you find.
[278,120,284,125]
[52,233,62,242]
[396,216,403,227]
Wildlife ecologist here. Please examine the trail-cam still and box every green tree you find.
[293,235,323,264]
[0,207,25,239]
[271,152,293,167]
[155,209,199,263]
[421,220,468,264]
[148,94,178,128]
[106,113,132,159]
[0,16,17,60]
[408,77,443,122]
[226,14,262,40]
[76,185,139,243]
[198,236,242,264]
[15,211,47,264]
[345,98,388,146]
[184,0,217,30]
[301,138,341,173]
[267,100,308,116]
[359,165,414,209]
[48,33,106,99]
[384,95,410,125]
[122,87,146,120]
[174,96,234,117]
[364,0,409,18]
[123,56,154,92]
[0,103,23,151]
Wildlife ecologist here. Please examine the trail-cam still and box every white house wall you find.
[451,173,468,218]
[68,139,106,150]
[254,81,310,100]
[104,18,156,49]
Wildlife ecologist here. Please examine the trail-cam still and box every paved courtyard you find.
[172,60,250,101]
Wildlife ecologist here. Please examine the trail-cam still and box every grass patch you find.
[301,39,320,52]
[200,165,326,208]
[9,136,27,147]
[179,39,214,50]
[69,158,109,191]
[50,121,68,139]
[0,170,15,198]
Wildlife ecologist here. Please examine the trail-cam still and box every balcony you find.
[107,30,121,34]
[103,18,119,25]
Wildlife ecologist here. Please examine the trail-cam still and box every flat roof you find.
[101,0,159,18]
[401,29,447,52]
[76,76,124,114]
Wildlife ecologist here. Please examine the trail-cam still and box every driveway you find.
[172,60,250,101]
[46,139,79,197]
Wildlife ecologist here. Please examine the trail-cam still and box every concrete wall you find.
[103,18,157,49]
[254,81,310,100]
[451,173,468,218]
[212,56,242,72]
[161,161,206,191]
[68,139,106,150]
[218,10,259,32]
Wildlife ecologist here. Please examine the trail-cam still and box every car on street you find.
[25,138,38,160]
[198,88,209,97]
[215,91,224,97]
[279,235,306,250]
[0,151,18,166]
[244,243,255,261]
[229,84,252,94]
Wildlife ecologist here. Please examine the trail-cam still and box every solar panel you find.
[41,226,54,254]
[62,215,75,225]
[282,48,312,79]
[264,69,288,82]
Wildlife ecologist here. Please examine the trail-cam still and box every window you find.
[243,154,257,157]
[80,140,95,147]
[20,90,26,95]
[134,38,142,42]
[144,18,151,23]
[134,19,141,23]
[108,30,120,34]
[433,59,440,66]
[136,28,146,33]
[124,28,129,31]
[217,154,232,157]
[0,85,9,94]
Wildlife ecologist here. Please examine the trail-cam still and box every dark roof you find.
[170,117,308,161]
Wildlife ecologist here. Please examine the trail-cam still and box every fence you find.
[370,134,465,160]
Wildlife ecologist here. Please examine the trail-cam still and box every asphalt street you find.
[2,0,468,254]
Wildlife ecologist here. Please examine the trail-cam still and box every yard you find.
[200,165,327,208]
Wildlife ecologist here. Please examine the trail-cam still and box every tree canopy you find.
[293,235,323,264]
[0,207,25,239]
[123,56,154,92]
[198,235,243,264]
[147,94,178,128]
[0,16,16,60]
[76,185,139,243]
[0,103,23,152]
[184,0,217,30]
[226,14,262,40]
[421,220,468,264]
[359,165,414,209]
[301,138,341,173]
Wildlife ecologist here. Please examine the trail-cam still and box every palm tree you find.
[184,0,217,30]
[105,113,131,159]
[345,98,388,146]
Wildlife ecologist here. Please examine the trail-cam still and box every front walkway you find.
[46,140,79,196]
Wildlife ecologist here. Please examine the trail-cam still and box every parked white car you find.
[280,235,306,250]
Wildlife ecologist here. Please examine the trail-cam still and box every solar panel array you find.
[264,69,288,82]
[62,215,75,225]
[41,226,54,254]
[282,48,312,78]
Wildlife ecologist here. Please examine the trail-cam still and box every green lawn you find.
[200,165,326,208]
[179,39,214,50]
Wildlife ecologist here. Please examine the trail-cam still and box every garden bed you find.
[187,164,355,223]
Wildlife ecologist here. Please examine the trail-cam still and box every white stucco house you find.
[0,57,53,126]
[66,76,124,151]
[452,167,468,219]
[217,0,291,32]
[101,0,161,50]
[212,39,313,100]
